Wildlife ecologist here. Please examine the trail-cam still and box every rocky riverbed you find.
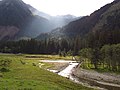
[40,60,120,90]
[73,68,120,90]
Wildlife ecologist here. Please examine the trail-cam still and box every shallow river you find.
[41,60,86,84]
[40,60,107,89]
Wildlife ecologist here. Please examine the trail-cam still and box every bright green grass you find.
[24,54,72,60]
[0,54,93,90]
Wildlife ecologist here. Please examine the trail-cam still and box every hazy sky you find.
[23,0,114,16]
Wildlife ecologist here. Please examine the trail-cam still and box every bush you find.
[0,59,12,67]
[0,59,12,72]
[0,67,10,72]
[20,60,26,65]
[67,50,73,56]
[0,73,3,77]
[32,63,36,66]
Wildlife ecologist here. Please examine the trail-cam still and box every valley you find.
[0,54,120,90]
[0,0,120,90]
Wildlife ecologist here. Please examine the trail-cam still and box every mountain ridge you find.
[36,0,120,41]
[0,0,79,41]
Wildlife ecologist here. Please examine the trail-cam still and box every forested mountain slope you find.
[0,0,52,40]
[36,0,120,42]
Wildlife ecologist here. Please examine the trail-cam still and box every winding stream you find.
[40,60,79,79]
[40,60,120,90]
[40,60,98,89]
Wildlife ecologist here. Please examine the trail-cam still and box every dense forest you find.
[0,31,120,72]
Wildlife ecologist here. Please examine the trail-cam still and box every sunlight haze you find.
[23,0,113,16]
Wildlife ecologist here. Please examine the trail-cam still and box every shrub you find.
[0,59,12,72]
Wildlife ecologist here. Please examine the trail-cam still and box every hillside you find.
[0,0,79,41]
[36,0,120,41]
[91,0,120,45]
[0,0,53,40]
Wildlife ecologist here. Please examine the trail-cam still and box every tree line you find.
[0,38,74,55]
[0,29,120,72]
[79,44,120,72]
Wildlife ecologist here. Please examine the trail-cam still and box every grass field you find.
[0,54,92,90]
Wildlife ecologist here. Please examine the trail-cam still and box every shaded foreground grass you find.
[0,54,92,90]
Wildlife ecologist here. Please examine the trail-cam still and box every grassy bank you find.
[25,54,72,60]
[0,54,92,90]
[80,59,120,74]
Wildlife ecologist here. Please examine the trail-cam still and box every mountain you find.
[36,0,120,42]
[28,4,79,29]
[25,5,80,39]
[27,4,51,20]
[0,0,79,41]
[0,0,32,27]
[49,15,79,29]
[0,0,31,40]
[0,0,53,41]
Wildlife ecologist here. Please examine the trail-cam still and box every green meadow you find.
[0,54,92,90]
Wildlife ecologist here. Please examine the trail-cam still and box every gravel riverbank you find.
[72,68,120,90]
